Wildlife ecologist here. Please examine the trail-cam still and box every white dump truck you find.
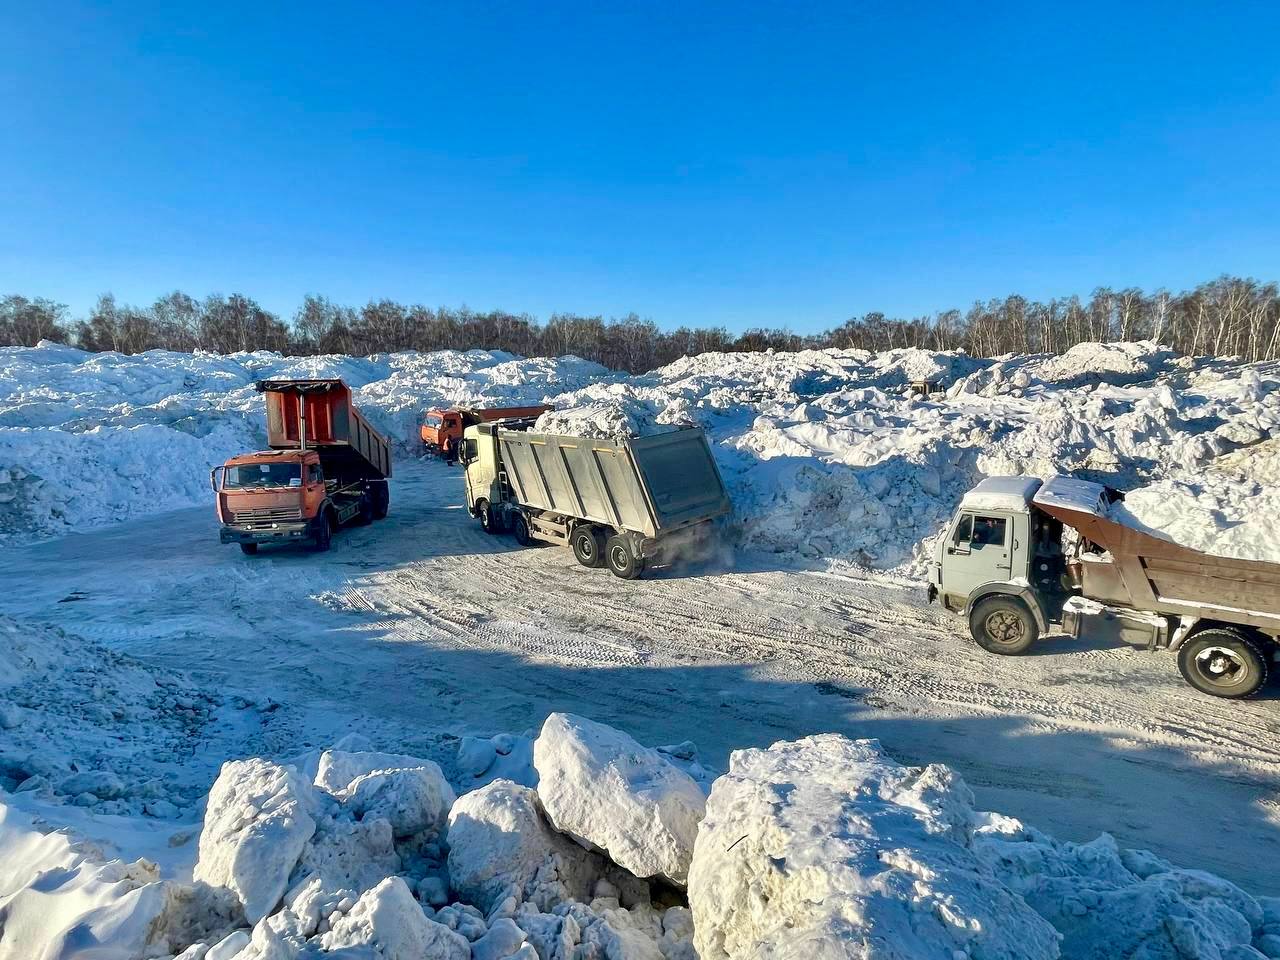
[458,422,732,579]
[928,475,1280,698]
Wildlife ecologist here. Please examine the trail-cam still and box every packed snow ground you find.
[2,340,1280,957]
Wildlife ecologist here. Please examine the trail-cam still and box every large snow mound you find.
[2,340,1278,569]
[2,714,1277,959]
[688,734,1061,959]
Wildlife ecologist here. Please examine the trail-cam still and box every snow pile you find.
[974,819,1270,960]
[688,734,1061,959]
[0,344,607,542]
[1108,477,1280,563]
[2,339,1278,569]
[0,615,234,817]
[3,713,1278,959]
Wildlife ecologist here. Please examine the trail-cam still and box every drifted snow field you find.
[1,339,1279,958]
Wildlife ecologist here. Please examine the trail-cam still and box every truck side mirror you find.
[210,465,224,492]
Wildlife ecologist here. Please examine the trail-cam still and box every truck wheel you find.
[477,499,504,535]
[571,526,605,567]
[970,597,1038,655]
[605,534,645,580]
[313,513,333,552]
[371,481,389,519]
[512,513,534,547]
[356,493,375,525]
[239,543,259,556]
[1177,630,1268,698]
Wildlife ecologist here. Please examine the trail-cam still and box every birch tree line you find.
[2,275,1277,371]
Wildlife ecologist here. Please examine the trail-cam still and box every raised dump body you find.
[930,474,1280,697]
[212,379,391,555]
[1032,479,1280,634]
[261,379,391,481]
[461,423,731,578]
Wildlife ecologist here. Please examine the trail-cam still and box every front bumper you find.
[219,519,314,546]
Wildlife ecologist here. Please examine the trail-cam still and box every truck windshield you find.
[224,463,302,489]
[423,413,443,426]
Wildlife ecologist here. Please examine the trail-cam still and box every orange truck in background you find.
[420,404,553,461]
[212,379,392,555]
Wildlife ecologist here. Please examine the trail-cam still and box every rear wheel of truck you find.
[371,481,389,519]
[313,513,333,552]
[605,534,645,580]
[239,543,258,555]
[970,597,1038,655]
[1177,630,1268,698]
[477,499,504,535]
[571,526,605,567]
[511,513,534,547]
[356,493,375,525]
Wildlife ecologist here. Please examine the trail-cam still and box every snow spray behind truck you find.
[928,475,1280,698]
[212,379,392,555]
[458,421,731,578]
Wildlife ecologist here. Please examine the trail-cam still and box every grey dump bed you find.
[495,426,730,539]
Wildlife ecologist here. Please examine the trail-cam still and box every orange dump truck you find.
[212,379,392,555]
[420,404,553,460]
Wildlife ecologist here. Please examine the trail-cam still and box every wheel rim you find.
[610,545,629,570]
[1193,645,1248,688]
[984,610,1026,645]
[579,536,594,560]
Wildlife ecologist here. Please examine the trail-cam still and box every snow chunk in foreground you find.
[320,876,469,960]
[533,713,706,886]
[447,778,606,913]
[687,734,1060,960]
[194,758,321,923]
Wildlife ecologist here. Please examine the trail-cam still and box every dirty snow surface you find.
[1,340,1280,957]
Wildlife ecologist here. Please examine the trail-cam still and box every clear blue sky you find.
[2,2,1278,334]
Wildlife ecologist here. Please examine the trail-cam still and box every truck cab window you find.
[309,464,323,484]
[972,516,1007,547]
[461,439,477,463]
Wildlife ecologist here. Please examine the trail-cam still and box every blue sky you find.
[2,2,1278,334]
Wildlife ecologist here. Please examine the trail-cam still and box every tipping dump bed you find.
[258,379,392,479]
[1033,476,1280,628]
[496,426,730,539]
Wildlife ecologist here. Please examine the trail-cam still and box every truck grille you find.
[231,506,304,523]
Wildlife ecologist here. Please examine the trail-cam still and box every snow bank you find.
[533,712,706,885]
[688,734,1061,959]
[5,340,1279,570]
[0,344,607,542]
[3,713,1278,958]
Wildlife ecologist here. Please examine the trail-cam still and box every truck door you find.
[941,511,1014,608]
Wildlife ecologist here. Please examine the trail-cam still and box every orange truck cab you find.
[420,404,553,461]
[213,380,392,555]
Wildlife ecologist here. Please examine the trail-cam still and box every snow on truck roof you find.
[960,476,1043,512]
[1032,476,1110,517]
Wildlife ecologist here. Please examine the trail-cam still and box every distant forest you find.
[2,275,1278,371]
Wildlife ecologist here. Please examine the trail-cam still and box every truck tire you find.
[511,513,534,547]
[1177,629,1269,698]
[970,596,1038,655]
[313,513,333,552]
[356,493,375,525]
[571,526,606,567]
[239,543,259,555]
[477,499,504,535]
[370,481,389,519]
[605,534,645,580]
